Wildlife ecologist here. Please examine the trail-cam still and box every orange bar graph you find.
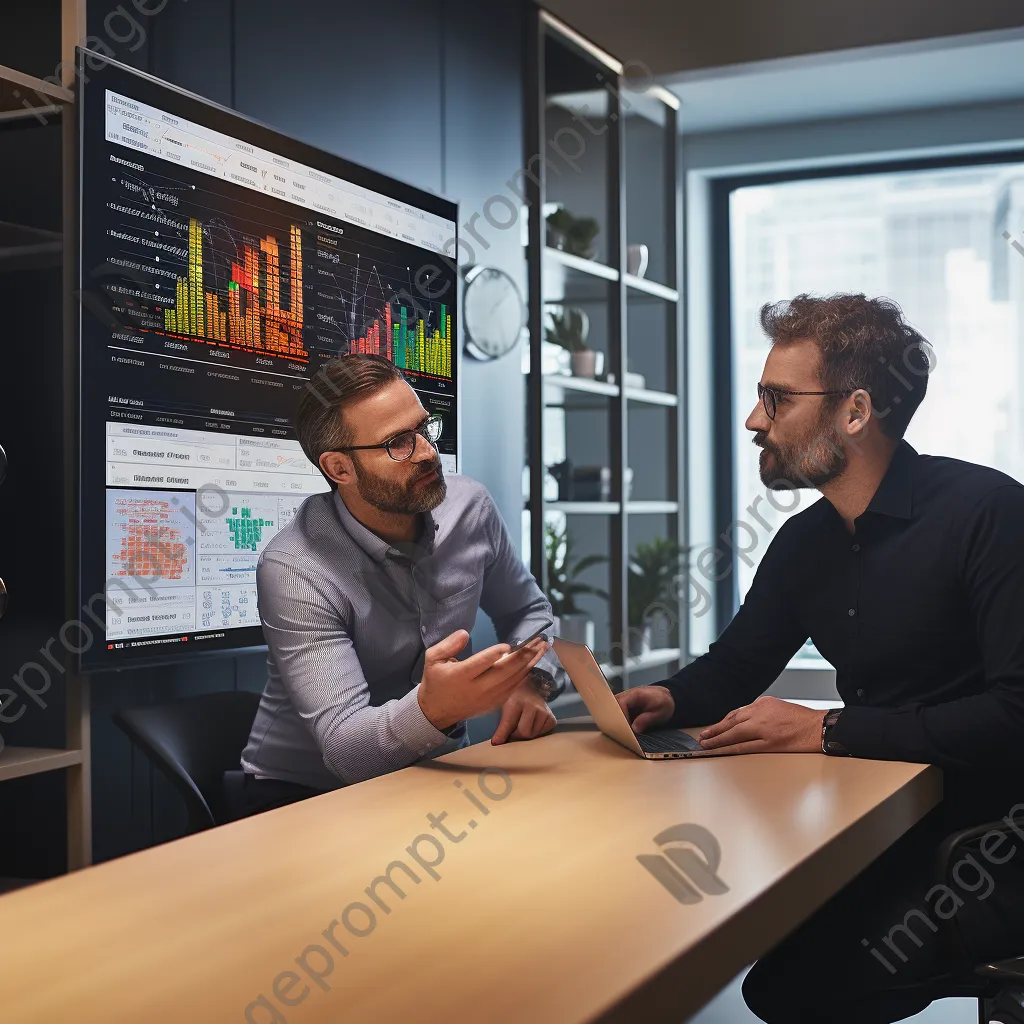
[163,216,307,360]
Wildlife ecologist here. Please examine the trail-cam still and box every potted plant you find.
[546,207,600,259]
[544,306,602,379]
[544,521,608,649]
[627,537,690,656]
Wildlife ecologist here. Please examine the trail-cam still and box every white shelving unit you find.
[542,373,678,408]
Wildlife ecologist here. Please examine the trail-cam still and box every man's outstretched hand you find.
[417,629,550,732]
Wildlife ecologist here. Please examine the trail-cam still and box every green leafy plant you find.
[546,207,600,259]
[627,537,691,628]
[544,306,589,353]
[544,521,608,618]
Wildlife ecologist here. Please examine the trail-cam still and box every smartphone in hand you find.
[508,619,554,650]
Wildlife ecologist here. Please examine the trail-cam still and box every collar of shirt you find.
[332,488,440,562]
[862,440,917,520]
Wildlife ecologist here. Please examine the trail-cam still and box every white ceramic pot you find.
[557,613,595,650]
[540,340,572,375]
[627,623,653,657]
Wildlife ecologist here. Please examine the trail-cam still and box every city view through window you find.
[730,162,1024,662]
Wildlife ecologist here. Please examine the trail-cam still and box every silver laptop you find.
[552,637,710,759]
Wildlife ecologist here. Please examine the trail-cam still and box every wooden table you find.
[0,719,941,1023]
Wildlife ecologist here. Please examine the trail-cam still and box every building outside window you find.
[729,161,1024,663]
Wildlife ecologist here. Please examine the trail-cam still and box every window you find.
[727,160,1024,662]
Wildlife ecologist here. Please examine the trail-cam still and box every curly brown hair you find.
[759,293,934,440]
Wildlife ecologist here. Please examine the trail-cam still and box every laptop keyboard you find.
[637,729,702,754]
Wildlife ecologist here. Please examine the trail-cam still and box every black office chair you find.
[113,690,262,833]
[935,820,1024,1023]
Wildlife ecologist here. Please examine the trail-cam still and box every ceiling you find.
[540,0,1024,76]
[668,29,1024,133]
[539,2,1024,135]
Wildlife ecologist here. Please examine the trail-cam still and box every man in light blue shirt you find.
[241,354,557,810]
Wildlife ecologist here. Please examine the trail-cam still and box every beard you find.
[754,413,846,490]
[352,455,447,514]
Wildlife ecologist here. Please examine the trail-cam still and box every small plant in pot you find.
[546,207,600,259]
[627,537,690,657]
[544,306,602,379]
[545,520,608,650]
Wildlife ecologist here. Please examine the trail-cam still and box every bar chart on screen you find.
[81,64,459,666]
[160,216,307,361]
[104,153,453,379]
[312,255,453,377]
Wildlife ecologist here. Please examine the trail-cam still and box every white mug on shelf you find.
[626,243,649,279]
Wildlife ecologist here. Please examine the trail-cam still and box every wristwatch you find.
[529,667,560,701]
[821,707,849,756]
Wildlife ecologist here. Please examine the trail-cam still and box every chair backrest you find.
[113,690,261,832]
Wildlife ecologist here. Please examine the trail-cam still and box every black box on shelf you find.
[570,466,612,502]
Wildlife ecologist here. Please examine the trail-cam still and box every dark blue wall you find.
[0,0,529,871]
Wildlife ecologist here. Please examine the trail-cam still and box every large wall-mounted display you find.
[78,52,459,671]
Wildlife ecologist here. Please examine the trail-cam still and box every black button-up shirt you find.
[660,442,1024,823]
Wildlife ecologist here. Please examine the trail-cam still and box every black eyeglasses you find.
[757,382,854,421]
[338,414,443,462]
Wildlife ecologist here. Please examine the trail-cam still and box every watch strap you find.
[529,667,559,701]
[821,707,849,756]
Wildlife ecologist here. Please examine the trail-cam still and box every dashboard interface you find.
[79,54,458,669]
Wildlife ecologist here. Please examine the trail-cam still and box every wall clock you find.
[462,265,526,361]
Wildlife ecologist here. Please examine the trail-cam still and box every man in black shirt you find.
[617,294,1024,1023]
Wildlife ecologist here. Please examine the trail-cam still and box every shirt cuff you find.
[828,705,931,763]
[393,686,451,758]
[536,648,561,680]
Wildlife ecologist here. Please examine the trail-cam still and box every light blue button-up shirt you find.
[241,474,558,789]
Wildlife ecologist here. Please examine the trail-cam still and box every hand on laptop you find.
[615,685,676,733]
[695,696,825,755]
[417,629,550,731]
[617,689,826,753]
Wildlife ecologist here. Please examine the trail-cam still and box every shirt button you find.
[856,688,866,699]
[848,608,856,617]
[852,544,860,552]
[420,625,427,636]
